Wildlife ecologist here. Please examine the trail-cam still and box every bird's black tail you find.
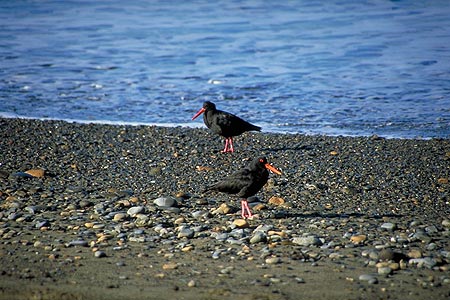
[251,124,262,132]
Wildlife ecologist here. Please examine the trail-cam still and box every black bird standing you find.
[192,101,261,153]
[204,157,282,219]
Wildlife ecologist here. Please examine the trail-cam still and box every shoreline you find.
[1,117,449,300]
[0,113,443,140]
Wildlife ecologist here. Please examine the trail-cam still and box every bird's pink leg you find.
[222,138,229,153]
[228,137,234,153]
[222,137,234,153]
[241,199,253,219]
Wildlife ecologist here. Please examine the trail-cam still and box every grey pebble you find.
[127,206,144,216]
[380,222,396,231]
[8,212,21,221]
[442,219,450,228]
[295,277,305,283]
[359,274,378,284]
[215,233,229,241]
[154,196,177,207]
[250,231,267,244]
[377,267,392,275]
[425,225,438,234]
[67,240,89,247]
[265,257,281,264]
[24,205,44,214]
[94,250,107,258]
[35,220,50,228]
[191,210,209,219]
[292,235,322,246]
[409,257,437,269]
[178,227,195,239]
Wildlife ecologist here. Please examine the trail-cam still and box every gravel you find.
[0,118,449,300]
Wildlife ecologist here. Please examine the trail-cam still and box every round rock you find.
[359,274,378,284]
[380,222,396,231]
[292,235,323,247]
[127,206,144,216]
[154,196,177,207]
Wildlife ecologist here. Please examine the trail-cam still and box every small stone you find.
[380,222,396,231]
[253,203,266,211]
[113,213,127,222]
[192,210,209,219]
[233,219,249,228]
[295,277,305,283]
[409,257,437,269]
[93,223,105,229]
[292,235,322,247]
[181,245,194,252]
[350,235,367,244]
[437,178,448,184]
[442,219,450,228]
[154,197,177,207]
[174,217,185,225]
[79,200,93,208]
[265,257,281,264]
[359,274,378,284]
[407,249,422,259]
[25,169,45,178]
[35,220,50,229]
[389,262,400,271]
[178,227,194,239]
[268,196,285,206]
[94,250,107,258]
[212,203,232,215]
[220,266,234,274]
[250,231,267,244]
[377,267,392,275]
[187,280,196,287]
[68,240,89,247]
[127,206,144,216]
[84,222,95,228]
[379,249,395,261]
[426,243,437,251]
[162,263,178,270]
[24,205,44,214]
[425,225,438,234]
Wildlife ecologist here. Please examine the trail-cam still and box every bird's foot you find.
[221,138,234,153]
[241,200,253,219]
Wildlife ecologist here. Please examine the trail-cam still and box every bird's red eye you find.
[259,158,264,163]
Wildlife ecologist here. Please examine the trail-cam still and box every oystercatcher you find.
[204,157,282,219]
[192,101,261,153]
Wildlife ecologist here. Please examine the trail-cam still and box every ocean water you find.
[1,0,449,138]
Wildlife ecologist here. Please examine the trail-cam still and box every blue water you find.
[1,0,450,138]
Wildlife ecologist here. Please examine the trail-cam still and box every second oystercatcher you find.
[204,157,282,219]
[191,101,261,153]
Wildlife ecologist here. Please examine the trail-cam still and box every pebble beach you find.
[0,117,449,300]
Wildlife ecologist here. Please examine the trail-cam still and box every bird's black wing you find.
[205,167,253,195]
[215,110,260,137]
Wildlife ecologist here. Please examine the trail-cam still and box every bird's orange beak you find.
[265,163,282,175]
[192,107,206,120]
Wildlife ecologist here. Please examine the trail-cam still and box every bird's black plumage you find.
[201,101,261,138]
[192,101,261,152]
[204,157,281,218]
[205,157,270,198]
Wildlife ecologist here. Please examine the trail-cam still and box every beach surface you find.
[0,118,449,299]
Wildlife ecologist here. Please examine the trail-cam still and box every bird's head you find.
[192,101,216,120]
[255,157,282,175]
